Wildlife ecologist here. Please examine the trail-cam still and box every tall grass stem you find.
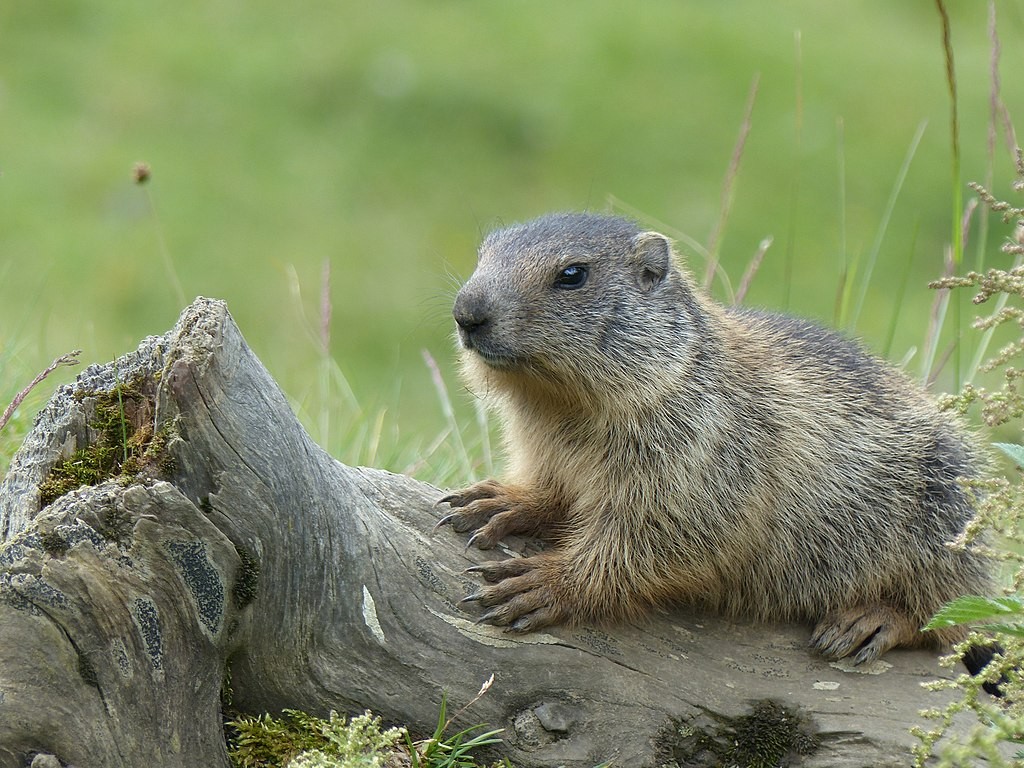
[848,121,927,332]
[703,73,760,290]
[0,351,80,434]
[137,171,186,309]
[835,118,850,327]
[422,350,472,481]
[781,30,803,311]
[882,225,918,360]
[936,0,963,385]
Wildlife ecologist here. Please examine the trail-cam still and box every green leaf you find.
[977,622,1024,638]
[995,442,1024,469]
[924,595,1024,630]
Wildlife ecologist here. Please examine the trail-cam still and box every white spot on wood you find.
[829,658,892,676]
[362,586,386,646]
[426,607,562,647]
[671,625,695,640]
[813,680,841,690]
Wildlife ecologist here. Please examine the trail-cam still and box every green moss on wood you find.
[39,530,70,558]
[232,545,261,609]
[38,377,176,508]
[96,504,135,544]
[77,650,99,689]
[661,699,819,768]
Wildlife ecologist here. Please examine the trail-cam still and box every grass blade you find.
[848,120,928,332]
[703,73,760,290]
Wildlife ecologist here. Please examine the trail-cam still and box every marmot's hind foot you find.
[810,605,919,665]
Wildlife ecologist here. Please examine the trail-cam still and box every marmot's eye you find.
[554,264,588,290]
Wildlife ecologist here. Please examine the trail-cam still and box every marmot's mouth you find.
[459,330,525,370]
[462,340,522,370]
[473,349,520,370]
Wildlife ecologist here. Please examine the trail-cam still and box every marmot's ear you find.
[629,231,672,293]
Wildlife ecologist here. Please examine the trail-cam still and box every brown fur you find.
[437,211,992,664]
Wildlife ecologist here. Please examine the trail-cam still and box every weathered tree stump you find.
[0,298,982,767]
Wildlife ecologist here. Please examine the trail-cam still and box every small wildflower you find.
[916,158,1024,767]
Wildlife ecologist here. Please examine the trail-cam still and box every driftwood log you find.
[0,298,983,767]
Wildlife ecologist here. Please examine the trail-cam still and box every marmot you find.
[437,211,992,666]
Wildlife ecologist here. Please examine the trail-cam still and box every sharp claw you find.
[475,609,504,626]
[853,643,879,666]
[431,513,456,534]
[465,532,483,551]
[464,565,486,574]
[508,617,532,633]
[460,592,483,604]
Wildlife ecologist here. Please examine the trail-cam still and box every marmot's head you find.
[453,212,706,398]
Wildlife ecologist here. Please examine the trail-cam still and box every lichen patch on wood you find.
[166,539,225,637]
[132,596,165,678]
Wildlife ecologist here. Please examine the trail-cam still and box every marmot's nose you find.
[453,291,490,337]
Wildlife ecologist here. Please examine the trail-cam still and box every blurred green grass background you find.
[2,1,1023,480]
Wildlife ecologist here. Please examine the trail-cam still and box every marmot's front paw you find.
[434,479,540,549]
[460,553,572,632]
